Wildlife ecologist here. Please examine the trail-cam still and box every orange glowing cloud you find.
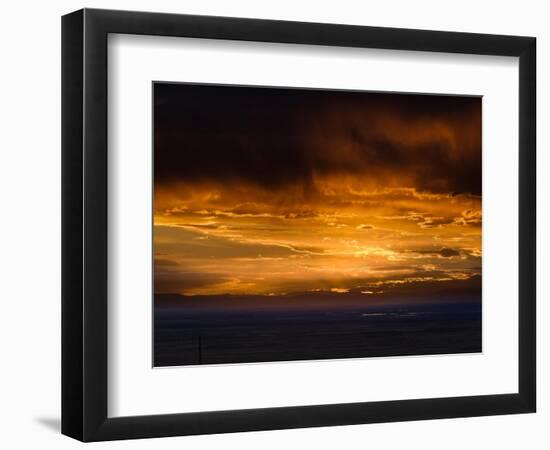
[153,83,481,299]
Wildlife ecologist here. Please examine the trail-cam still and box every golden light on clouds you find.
[153,83,481,300]
[154,183,481,296]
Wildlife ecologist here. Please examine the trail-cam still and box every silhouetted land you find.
[154,293,481,367]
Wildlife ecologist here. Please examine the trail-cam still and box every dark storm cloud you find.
[154,83,482,196]
[438,248,461,258]
[407,247,461,258]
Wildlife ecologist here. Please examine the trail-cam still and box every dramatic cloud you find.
[155,84,481,197]
[408,247,461,258]
[153,83,482,297]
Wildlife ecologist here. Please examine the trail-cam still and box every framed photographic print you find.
[62,8,536,441]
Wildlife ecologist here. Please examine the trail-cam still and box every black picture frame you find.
[62,8,536,442]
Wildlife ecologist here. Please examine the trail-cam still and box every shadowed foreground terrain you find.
[154,293,481,367]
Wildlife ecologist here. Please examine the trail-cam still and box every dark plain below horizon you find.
[154,289,481,367]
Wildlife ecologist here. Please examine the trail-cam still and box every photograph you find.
[0,2,537,446]
[153,83,483,367]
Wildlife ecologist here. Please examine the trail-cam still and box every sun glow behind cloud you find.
[154,182,481,296]
[153,84,481,299]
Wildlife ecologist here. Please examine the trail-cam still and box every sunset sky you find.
[153,83,481,301]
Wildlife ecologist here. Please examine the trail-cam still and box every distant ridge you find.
[155,275,481,311]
